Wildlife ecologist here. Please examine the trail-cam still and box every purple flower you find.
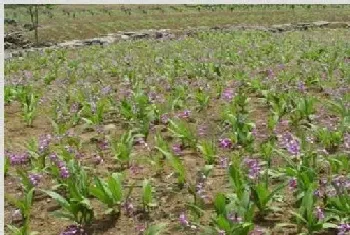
[221,88,235,102]
[178,110,191,119]
[298,81,306,93]
[49,153,59,163]
[197,125,207,136]
[38,134,51,154]
[219,138,233,149]
[219,157,228,169]
[97,139,109,150]
[161,113,169,124]
[286,139,301,155]
[136,224,146,235]
[60,166,70,179]
[172,143,182,156]
[60,224,86,235]
[8,152,30,166]
[130,161,143,175]
[101,86,111,95]
[124,199,134,216]
[11,209,22,222]
[29,173,42,187]
[179,212,189,227]
[243,158,261,180]
[338,223,350,235]
[278,132,301,156]
[289,178,297,190]
[249,227,264,235]
[315,207,325,220]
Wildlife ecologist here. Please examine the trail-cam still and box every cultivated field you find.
[4,5,350,235]
[4,4,350,43]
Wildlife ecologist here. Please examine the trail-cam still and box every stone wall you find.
[4,21,350,61]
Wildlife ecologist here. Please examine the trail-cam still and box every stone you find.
[312,21,329,27]
[123,31,136,36]
[121,34,130,40]
[271,24,293,32]
[327,22,349,29]
[132,33,149,39]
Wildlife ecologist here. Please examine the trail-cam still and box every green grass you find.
[5,4,350,44]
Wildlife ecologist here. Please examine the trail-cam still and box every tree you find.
[8,4,54,45]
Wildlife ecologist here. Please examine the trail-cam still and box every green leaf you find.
[214,193,226,216]
[41,190,71,210]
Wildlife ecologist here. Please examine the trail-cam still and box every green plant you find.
[6,188,35,235]
[197,139,217,165]
[142,179,156,212]
[110,131,134,166]
[21,91,39,127]
[168,118,197,148]
[89,173,124,214]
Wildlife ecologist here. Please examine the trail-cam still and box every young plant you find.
[315,127,343,153]
[110,131,134,166]
[81,97,110,125]
[43,160,94,225]
[6,188,35,235]
[291,187,337,234]
[89,173,124,214]
[21,92,39,127]
[250,182,286,216]
[168,118,197,148]
[142,179,156,212]
[197,139,217,165]
[195,89,210,112]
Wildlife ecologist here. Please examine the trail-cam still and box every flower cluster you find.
[60,224,86,235]
[29,173,42,187]
[221,87,235,102]
[314,206,325,220]
[38,134,52,154]
[243,158,261,180]
[123,198,134,217]
[219,156,228,169]
[278,132,301,155]
[172,143,182,156]
[161,113,169,124]
[338,223,350,235]
[177,110,191,119]
[50,153,70,179]
[219,138,233,149]
[8,152,30,166]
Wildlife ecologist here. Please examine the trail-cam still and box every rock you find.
[312,21,329,27]
[327,22,349,29]
[296,22,312,30]
[271,24,293,32]
[124,31,136,36]
[132,33,149,39]
[121,34,130,40]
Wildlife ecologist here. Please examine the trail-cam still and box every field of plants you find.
[4,14,350,235]
[5,4,350,44]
